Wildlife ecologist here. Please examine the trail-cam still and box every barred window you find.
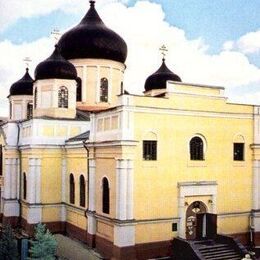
[0,145,2,176]
[233,143,244,161]
[143,140,157,160]
[102,177,110,214]
[34,87,37,109]
[79,175,85,207]
[27,103,33,119]
[58,86,68,108]
[100,78,108,102]
[190,137,204,160]
[69,174,75,204]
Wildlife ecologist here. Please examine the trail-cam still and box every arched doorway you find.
[186,201,207,240]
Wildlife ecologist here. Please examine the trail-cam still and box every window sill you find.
[187,160,207,167]
[142,160,158,168]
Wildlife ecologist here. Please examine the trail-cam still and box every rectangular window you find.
[233,143,244,161]
[143,140,157,160]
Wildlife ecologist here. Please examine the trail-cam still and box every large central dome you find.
[58,1,127,63]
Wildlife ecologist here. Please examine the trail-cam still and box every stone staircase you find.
[172,235,250,260]
[195,241,241,260]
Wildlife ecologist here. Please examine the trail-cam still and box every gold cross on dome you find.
[51,28,61,43]
[23,57,32,68]
[159,45,168,59]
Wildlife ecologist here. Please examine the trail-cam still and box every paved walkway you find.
[55,234,103,260]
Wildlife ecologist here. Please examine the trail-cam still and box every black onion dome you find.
[58,1,127,63]
[35,45,77,80]
[144,59,181,91]
[10,68,33,96]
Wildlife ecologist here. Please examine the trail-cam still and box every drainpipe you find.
[16,121,22,227]
[83,140,90,216]
[249,210,255,249]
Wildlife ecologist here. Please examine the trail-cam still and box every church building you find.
[0,1,260,259]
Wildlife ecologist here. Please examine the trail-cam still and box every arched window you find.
[27,103,33,119]
[58,86,68,108]
[9,102,12,119]
[190,136,204,160]
[69,174,75,204]
[23,172,27,200]
[76,77,82,102]
[100,78,108,102]
[34,87,37,109]
[79,175,85,207]
[102,177,110,214]
[0,145,2,176]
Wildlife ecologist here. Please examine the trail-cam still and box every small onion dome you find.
[9,68,33,96]
[35,45,77,80]
[58,1,127,63]
[144,59,181,92]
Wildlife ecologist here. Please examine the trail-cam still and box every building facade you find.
[0,1,260,259]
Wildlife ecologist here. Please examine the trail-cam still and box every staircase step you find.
[202,249,238,257]
[199,245,230,252]
[204,253,241,260]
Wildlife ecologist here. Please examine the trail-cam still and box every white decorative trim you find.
[87,214,97,235]
[253,160,260,210]
[116,159,134,220]
[114,225,135,247]
[178,181,217,239]
[3,199,19,217]
[4,158,11,199]
[27,206,42,224]
[88,159,96,211]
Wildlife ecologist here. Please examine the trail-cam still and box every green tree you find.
[0,224,19,260]
[29,223,57,260]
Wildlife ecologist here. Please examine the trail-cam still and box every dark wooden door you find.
[196,213,217,239]
[186,201,207,240]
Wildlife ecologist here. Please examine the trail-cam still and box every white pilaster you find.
[87,214,97,235]
[4,159,11,199]
[27,206,42,224]
[11,158,18,199]
[253,160,260,209]
[82,65,87,102]
[96,65,100,103]
[116,159,134,220]
[88,159,96,211]
[35,159,41,203]
[114,225,135,247]
[28,158,36,204]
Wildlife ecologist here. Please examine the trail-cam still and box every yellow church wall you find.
[135,222,175,244]
[42,207,61,222]
[42,126,55,136]
[217,215,249,234]
[66,206,87,230]
[96,219,114,242]
[133,112,253,219]
[66,147,88,208]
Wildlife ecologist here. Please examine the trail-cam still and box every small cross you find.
[51,28,61,43]
[159,45,168,60]
[23,57,32,68]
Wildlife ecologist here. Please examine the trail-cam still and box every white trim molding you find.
[178,181,217,239]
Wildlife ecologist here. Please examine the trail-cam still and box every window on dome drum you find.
[100,78,108,102]
[27,103,33,119]
[58,86,69,108]
[76,77,82,102]
[143,140,157,160]
[9,102,12,119]
[34,88,37,109]
[190,137,204,160]
[0,145,2,176]
[79,175,85,207]
[233,143,244,161]
[69,174,75,204]
[23,173,27,200]
[102,177,110,214]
